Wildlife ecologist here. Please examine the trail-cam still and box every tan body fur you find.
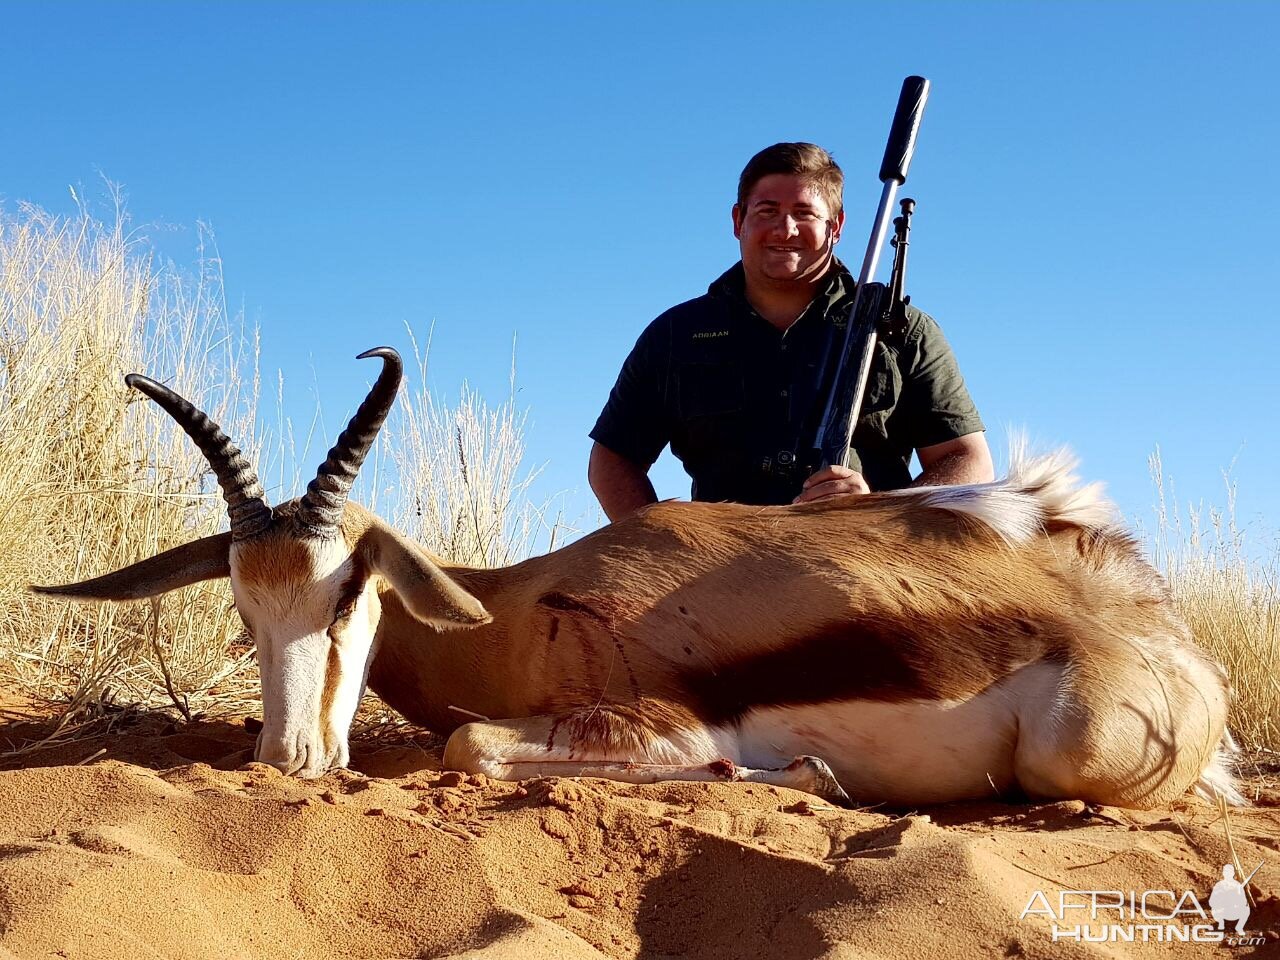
[351,469,1232,809]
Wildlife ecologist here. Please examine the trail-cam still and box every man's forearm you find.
[910,433,995,489]
[910,451,994,488]
[597,474,659,522]
[589,442,660,522]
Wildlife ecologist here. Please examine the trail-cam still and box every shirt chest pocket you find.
[677,362,746,419]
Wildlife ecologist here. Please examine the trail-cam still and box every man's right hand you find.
[793,464,870,504]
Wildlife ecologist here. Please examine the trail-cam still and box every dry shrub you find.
[1150,451,1280,751]
[377,327,568,568]
[0,200,261,724]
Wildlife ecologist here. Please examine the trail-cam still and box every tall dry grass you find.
[0,200,262,728]
[1149,452,1280,752]
[377,328,567,569]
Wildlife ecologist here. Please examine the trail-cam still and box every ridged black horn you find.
[125,375,272,542]
[295,347,403,537]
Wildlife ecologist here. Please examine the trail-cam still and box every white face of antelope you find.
[230,530,380,777]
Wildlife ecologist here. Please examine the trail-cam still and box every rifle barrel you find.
[857,179,901,287]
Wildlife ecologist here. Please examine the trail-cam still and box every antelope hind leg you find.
[442,714,851,804]
[1013,648,1232,808]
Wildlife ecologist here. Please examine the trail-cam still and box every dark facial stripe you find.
[320,639,342,729]
[320,555,369,725]
[333,554,368,620]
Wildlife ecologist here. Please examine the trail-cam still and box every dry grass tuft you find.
[0,200,263,727]
[1150,450,1280,752]
[378,327,569,568]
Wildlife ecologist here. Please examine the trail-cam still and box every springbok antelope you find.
[34,348,1239,809]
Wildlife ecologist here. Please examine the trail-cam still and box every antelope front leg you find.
[441,713,851,805]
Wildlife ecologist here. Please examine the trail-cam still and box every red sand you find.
[2,692,1277,959]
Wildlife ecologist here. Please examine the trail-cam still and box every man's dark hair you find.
[737,143,844,217]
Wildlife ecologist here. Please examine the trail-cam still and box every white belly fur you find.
[734,661,1065,804]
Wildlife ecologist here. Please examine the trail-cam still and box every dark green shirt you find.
[590,262,985,505]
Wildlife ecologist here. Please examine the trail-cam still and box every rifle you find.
[799,76,930,483]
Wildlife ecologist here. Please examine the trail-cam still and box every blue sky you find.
[3,1,1276,549]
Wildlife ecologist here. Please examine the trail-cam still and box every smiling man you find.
[589,142,993,519]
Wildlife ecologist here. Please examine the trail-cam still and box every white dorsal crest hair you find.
[31,360,1240,809]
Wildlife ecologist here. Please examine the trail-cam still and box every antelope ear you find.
[30,533,232,602]
[358,521,491,630]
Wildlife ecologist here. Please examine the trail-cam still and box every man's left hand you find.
[793,465,871,504]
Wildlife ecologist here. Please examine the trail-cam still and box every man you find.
[589,142,993,521]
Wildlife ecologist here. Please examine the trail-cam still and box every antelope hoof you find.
[793,755,852,806]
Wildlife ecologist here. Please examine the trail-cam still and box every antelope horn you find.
[295,347,402,537]
[125,375,272,542]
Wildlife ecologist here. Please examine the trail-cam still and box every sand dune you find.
[1,698,1277,959]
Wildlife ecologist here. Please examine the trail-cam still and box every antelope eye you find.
[332,575,366,626]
